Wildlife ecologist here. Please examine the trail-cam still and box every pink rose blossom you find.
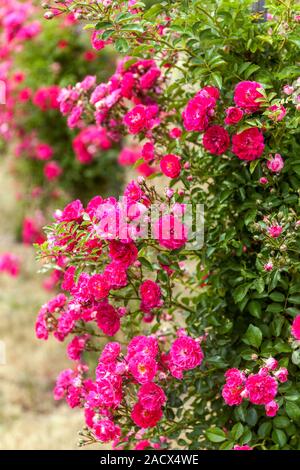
[169,335,203,378]
[139,280,162,311]
[0,252,20,277]
[203,125,230,155]
[96,302,121,336]
[62,266,76,292]
[232,127,265,161]
[291,315,300,340]
[268,225,282,238]
[67,334,90,360]
[283,85,294,95]
[234,81,264,113]
[127,335,158,360]
[267,153,284,173]
[225,106,244,125]
[35,143,53,161]
[265,357,278,371]
[245,373,278,405]
[274,367,288,383]
[131,402,163,428]
[154,214,188,250]
[160,154,181,178]
[128,353,158,384]
[182,89,217,132]
[169,127,182,139]
[222,368,246,406]
[124,104,158,134]
[104,262,128,289]
[109,240,138,267]
[260,177,268,185]
[44,161,62,181]
[60,199,83,222]
[140,67,161,90]
[91,30,111,51]
[142,142,155,161]
[89,274,110,300]
[265,400,279,417]
[267,104,286,122]
[93,419,121,442]
[134,440,151,450]
[264,262,273,272]
[138,383,166,411]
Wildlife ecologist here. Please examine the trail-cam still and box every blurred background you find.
[0,158,86,449]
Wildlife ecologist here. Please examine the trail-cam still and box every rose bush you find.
[0,1,124,247]
[36,0,300,450]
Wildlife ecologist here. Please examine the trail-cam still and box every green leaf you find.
[211,72,222,89]
[234,405,246,422]
[243,324,262,349]
[254,277,265,294]
[240,428,252,443]
[115,12,134,22]
[138,257,153,270]
[121,23,144,33]
[246,408,258,426]
[272,429,287,448]
[270,292,285,302]
[276,65,300,79]
[219,440,234,450]
[95,21,114,30]
[102,29,115,40]
[244,208,257,226]
[115,38,129,53]
[206,427,226,443]
[249,159,260,174]
[83,24,97,30]
[258,421,272,438]
[273,416,290,429]
[230,423,244,440]
[244,64,260,79]
[289,34,300,48]
[233,284,251,303]
[248,300,262,319]
[143,3,163,20]
[292,350,300,365]
[267,303,283,313]
[286,402,300,422]
[288,295,300,304]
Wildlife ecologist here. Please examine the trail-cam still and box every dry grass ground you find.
[0,158,86,449]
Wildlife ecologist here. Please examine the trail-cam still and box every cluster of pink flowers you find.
[53,332,203,444]
[72,125,112,164]
[222,360,288,417]
[35,181,190,338]
[0,1,40,44]
[32,85,60,111]
[58,58,162,129]
[0,1,41,140]
[0,252,20,277]
[57,59,162,168]
[183,81,287,162]
[10,80,68,187]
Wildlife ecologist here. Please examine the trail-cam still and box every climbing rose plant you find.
[37,0,300,450]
